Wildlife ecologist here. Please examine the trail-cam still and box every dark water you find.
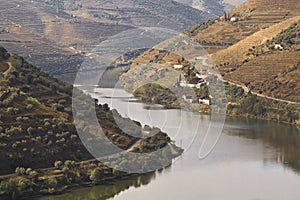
[39,88,300,200]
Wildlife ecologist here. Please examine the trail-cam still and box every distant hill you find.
[0,0,218,83]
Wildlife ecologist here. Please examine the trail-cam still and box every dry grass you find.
[225,49,300,102]
[214,15,300,69]
[193,21,258,54]
[130,49,181,69]
[231,0,300,17]
[190,0,300,55]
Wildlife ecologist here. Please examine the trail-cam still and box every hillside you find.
[0,0,217,84]
[0,47,182,199]
[187,0,300,103]
[116,0,300,124]
[188,0,300,54]
[221,20,300,102]
[131,0,300,104]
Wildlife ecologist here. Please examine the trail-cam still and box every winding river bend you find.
[39,88,300,200]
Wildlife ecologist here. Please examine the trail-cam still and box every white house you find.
[199,98,210,105]
[174,64,184,69]
[274,44,283,50]
[179,79,192,87]
[230,17,238,22]
[180,78,205,88]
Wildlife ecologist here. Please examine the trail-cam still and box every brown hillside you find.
[232,0,300,17]
[214,15,300,69]
[191,0,300,54]
[222,22,300,102]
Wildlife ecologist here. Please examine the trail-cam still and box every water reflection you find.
[39,171,158,200]
[225,117,300,173]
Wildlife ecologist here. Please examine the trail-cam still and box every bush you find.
[15,167,26,175]
[7,107,17,114]
[89,168,104,185]
[45,177,58,189]
[0,47,9,61]
[54,161,63,169]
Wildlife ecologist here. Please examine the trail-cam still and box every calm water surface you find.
[39,88,300,200]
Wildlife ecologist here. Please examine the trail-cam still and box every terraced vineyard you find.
[189,0,300,54]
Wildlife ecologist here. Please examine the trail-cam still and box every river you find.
[39,88,300,200]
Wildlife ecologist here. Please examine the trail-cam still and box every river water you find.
[39,88,300,200]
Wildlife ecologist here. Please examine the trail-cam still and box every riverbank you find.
[0,141,182,200]
[130,82,300,125]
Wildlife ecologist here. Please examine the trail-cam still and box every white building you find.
[174,64,184,69]
[274,44,283,50]
[199,98,210,105]
[179,79,204,88]
[230,17,238,22]
[179,79,193,88]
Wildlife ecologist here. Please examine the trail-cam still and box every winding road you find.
[221,78,300,105]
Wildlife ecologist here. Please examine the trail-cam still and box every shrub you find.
[15,167,26,175]
[0,47,9,61]
[25,168,32,175]
[26,104,34,110]
[89,168,104,185]
[45,177,58,189]
[54,161,63,169]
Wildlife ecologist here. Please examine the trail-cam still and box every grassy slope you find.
[0,47,178,175]
[0,47,182,199]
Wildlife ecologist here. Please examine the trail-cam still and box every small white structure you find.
[180,80,203,88]
[199,98,210,105]
[179,79,192,87]
[174,64,183,69]
[230,17,238,22]
[274,44,283,50]
[180,78,206,88]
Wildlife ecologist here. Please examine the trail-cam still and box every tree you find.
[54,161,63,169]
[112,168,122,177]
[89,168,104,185]
[0,47,9,61]
[15,167,26,175]
[28,171,39,182]
[0,179,17,199]
[25,168,32,175]
[103,103,110,112]
[45,177,58,189]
